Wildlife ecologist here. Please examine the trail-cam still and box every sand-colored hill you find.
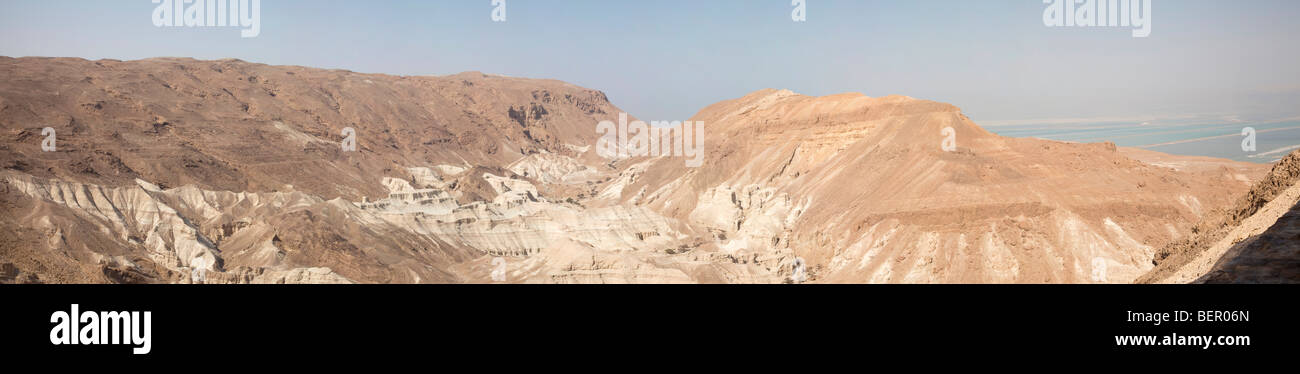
[616,89,1267,283]
[0,56,618,200]
[0,57,1271,283]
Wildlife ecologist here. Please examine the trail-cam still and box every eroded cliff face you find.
[0,57,1268,284]
[0,164,788,284]
[612,89,1266,284]
[0,57,791,284]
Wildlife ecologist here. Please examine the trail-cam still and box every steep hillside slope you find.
[1138,150,1300,283]
[0,57,617,200]
[1200,202,1300,283]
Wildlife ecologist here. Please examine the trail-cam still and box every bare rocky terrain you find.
[1199,203,1300,283]
[0,57,1275,284]
[615,89,1268,283]
[1139,150,1300,284]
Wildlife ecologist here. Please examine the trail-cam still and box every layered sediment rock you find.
[0,57,1271,284]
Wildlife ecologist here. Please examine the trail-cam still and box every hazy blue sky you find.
[2,0,1299,126]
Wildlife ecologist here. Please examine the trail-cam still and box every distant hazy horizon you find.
[2,1,1299,133]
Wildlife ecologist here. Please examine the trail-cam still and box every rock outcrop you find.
[1139,150,1300,283]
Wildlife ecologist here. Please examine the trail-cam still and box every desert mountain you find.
[614,89,1267,283]
[0,57,772,283]
[0,56,618,199]
[0,57,1270,284]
